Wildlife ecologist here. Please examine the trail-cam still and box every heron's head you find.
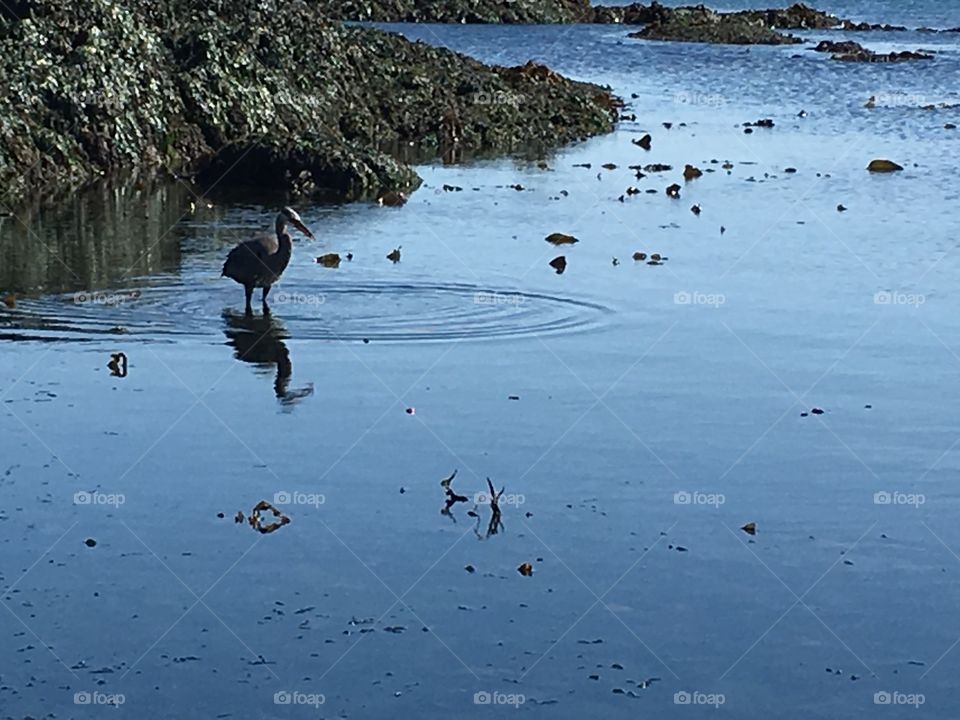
[279,207,315,240]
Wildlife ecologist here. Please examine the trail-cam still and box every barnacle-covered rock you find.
[0,0,618,204]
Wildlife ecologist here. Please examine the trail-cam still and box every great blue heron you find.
[222,207,314,314]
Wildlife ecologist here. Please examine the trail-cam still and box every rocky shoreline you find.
[0,0,618,206]
[317,1,959,43]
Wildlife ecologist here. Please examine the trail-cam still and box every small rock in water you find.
[378,191,407,207]
[666,183,681,199]
[549,256,567,274]
[85,538,97,547]
[633,134,652,150]
[867,159,903,173]
[545,233,578,245]
[316,253,341,268]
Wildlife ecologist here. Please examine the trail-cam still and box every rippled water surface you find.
[2,6,960,719]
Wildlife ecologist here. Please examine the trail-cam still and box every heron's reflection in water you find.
[222,310,314,407]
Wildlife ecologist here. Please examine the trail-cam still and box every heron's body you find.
[222,207,313,314]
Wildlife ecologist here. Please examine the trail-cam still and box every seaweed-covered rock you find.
[590,3,664,24]
[314,0,593,23]
[0,0,617,204]
[839,19,908,31]
[314,1,846,29]
[629,5,802,45]
[198,136,423,202]
[738,3,839,29]
[813,39,932,62]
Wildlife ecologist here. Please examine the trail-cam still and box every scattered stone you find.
[316,253,342,268]
[549,256,567,274]
[378,191,408,207]
[867,159,904,173]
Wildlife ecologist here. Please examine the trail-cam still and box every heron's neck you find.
[276,225,293,255]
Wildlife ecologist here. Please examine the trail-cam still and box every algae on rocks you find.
[0,0,618,205]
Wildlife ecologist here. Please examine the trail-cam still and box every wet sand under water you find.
[3,12,960,720]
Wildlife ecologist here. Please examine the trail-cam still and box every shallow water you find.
[2,7,960,719]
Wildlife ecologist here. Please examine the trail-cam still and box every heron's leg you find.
[262,285,271,314]
[244,284,254,316]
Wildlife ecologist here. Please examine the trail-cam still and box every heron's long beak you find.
[292,218,315,240]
